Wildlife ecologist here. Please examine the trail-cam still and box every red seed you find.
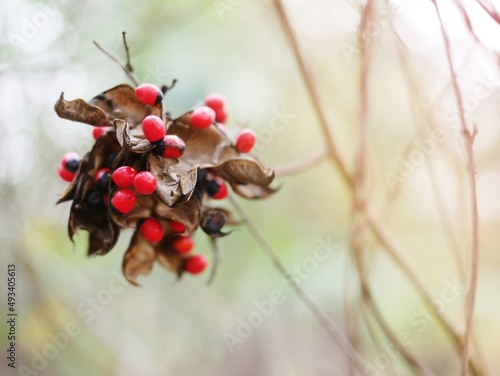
[94,168,110,182]
[235,129,256,153]
[60,152,80,173]
[170,220,186,233]
[142,115,166,142]
[184,254,208,275]
[205,93,225,111]
[135,83,163,105]
[93,127,106,140]
[112,166,137,188]
[140,218,165,243]
[58,166,75,182]
[214,106,228,123]
[212,177,228,199]
[162,135,185,159]
[111,189,137,214]
[172,236,194,254]
[133,171,157,195]
[190,106,215,129]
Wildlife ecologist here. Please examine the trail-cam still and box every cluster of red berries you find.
[56,81,272,284]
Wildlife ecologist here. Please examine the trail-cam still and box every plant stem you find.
[274,148,328,176]
[229,196,367,374]
[432,2,481,375]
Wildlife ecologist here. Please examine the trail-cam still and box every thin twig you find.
[207,237,220,285]
[390,24,467,282]
[122,31,134,72]
[477,0,500,24]
[93,39,141,86]
[432,2,481,375]
[366,211,480,376]
[229,195,367,374]
[274,148,328,177]
[273,0,351,185]
[273,0,481,373]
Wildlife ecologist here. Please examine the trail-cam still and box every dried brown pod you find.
[56,81,276,285]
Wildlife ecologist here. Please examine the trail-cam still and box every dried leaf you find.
[114,119,155,153]
[88,221,120,256]
[111,194,155,228]
[168,113,238,166]
[122,231,156,286]
[156,240,185,278]
[154,193,203,234]
[212,158,274,186]
[229,182,278,200]
[89,84,162,128]
[55,93,111,127]
[148,154,198,207]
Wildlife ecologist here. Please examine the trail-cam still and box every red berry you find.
[112,166,137,188]
[58,166,75,182]
[111,189,137,214]
[140,218,165,243]
[214,106,228,123]
[135,83,163,105]
[212,177,228,199]
[235,129,256,153]
[184,254,208,275]
[93,127,106,140]
[205,93,225,111]
[161,135,185,159]
[142,115,165,142]
[170,220,186,233]
[172,236,194,254]
[133,171,157,195]
[190,106,215,129]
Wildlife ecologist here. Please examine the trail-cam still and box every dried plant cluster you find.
[55,83,275,285]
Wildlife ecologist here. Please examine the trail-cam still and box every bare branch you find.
[93,38,140,87]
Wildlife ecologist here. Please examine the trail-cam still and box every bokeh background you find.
[1,0,500,375]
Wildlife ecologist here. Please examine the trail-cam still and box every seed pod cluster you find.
[55,83,275,285]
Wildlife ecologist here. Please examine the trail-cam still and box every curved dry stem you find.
[390,24,467,282]
[273,0,483,373]
[273,0,351,185]
[366,210,480,376]
[359,298,398,376]
[431,2,481,375]
[229,195,367,374]
[274,148,328,177]
[93,34,141,87]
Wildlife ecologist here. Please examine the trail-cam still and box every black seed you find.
[65,159,80,173]
[205,180,220,197]
[95,173,109,191]
[86,191,103,208]
[153,139,166,156]
[154,91,164,105]
[202,211,227,234]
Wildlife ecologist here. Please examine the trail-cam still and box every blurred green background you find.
[1,0,500,375]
